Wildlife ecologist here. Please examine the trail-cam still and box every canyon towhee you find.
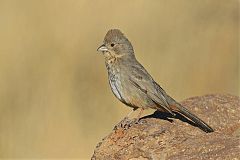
[97,29,214,133]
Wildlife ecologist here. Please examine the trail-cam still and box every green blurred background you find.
[0,0,239,159]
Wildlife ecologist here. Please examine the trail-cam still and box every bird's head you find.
[97,29,135,60]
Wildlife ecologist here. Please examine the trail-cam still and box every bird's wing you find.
[129,64,174,115]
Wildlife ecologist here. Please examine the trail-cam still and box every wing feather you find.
[129,65,174,115]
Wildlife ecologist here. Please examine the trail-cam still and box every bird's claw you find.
[114,118,139,130]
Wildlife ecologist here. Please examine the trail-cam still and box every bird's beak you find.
[97,44,108,53]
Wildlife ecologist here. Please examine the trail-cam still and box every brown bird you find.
[97,29,214,133]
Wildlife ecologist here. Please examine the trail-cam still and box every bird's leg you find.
[126,108,138,118]
[114,108,139,130]
[134,108,144,124]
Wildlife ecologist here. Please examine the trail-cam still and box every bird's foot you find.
[114,118,139,130]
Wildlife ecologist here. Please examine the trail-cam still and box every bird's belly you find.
[107,69,156,109]
[109,77,153,109]
[109,78,122,100]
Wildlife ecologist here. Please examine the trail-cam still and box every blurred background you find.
[0,0,239,159]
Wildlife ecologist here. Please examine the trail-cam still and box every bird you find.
[97,29,214,133]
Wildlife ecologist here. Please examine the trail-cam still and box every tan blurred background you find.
[0,0,239,159]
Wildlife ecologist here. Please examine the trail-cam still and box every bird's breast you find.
[107,63,123,101]
[106,61,150,108]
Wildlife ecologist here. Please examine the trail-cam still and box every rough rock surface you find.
[92,94,240,160]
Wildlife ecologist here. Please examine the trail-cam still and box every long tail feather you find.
[175,102,214,133]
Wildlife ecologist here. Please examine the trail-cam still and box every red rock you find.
[92,94,240,160]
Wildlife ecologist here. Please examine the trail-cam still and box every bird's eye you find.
[110,43,115,47]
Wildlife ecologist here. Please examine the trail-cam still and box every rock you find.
[92,94,240,160]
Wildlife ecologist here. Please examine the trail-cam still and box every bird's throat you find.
[104,52,125,65]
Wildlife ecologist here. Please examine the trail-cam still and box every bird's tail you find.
[176,103,214,132]
[167,97,214,133]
